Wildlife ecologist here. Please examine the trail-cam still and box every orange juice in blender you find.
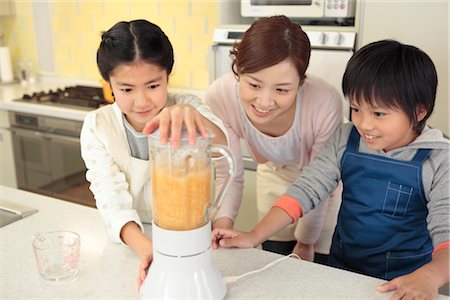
[152,162,211,230]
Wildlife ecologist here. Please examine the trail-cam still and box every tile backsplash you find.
[0,1,218,90]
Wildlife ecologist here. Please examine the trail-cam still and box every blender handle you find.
[210,145,236,216]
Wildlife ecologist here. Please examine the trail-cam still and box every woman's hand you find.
[142,104,208,148]
[292,241,315,261]
[211,228,258,250]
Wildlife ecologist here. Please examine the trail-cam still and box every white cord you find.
[224,253,301,284]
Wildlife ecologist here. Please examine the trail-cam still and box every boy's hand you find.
[376,267,438,300]
[143,104,208,148]
[211,228,258,250]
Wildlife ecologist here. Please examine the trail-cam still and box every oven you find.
[9,112,95,207]
[8,86,108,208]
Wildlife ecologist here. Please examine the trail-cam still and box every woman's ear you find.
[416,106,428,122]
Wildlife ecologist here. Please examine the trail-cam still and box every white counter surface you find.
[2,186,448,299]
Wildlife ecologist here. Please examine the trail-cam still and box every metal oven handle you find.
[9,127,80,145]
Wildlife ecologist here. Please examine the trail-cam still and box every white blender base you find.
[140,247,226,299]
[140,222,226,299]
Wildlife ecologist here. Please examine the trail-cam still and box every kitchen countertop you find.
[0,78,206,122]
[2,185,448,299]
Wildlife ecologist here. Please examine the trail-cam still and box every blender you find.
[140,130,236,299]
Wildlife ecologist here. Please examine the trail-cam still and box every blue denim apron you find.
[328,126,433,280]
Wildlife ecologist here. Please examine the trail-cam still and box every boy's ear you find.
[416,106,428,122]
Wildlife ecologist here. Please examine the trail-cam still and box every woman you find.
[206,15,344,262]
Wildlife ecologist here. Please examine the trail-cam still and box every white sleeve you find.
[80,111,143,245]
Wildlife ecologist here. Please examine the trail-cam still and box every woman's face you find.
[109,61,168,132]
[239,58,300,135]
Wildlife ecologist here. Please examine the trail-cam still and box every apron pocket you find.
[385,249,432,280]
[382,182,414,217]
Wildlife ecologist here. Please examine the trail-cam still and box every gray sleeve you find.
[285,123,351,215]
[425,149,450,248]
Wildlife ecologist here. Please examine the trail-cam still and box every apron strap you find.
[347,126,360,151]
[412,149,432,162]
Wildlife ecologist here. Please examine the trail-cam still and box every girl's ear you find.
[416,106,428,122]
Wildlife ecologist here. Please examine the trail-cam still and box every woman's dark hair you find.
[231,15,311,85]
[97,19,174,81]
[342,39,437,134]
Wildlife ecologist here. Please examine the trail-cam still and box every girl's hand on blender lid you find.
[142,104,208,148]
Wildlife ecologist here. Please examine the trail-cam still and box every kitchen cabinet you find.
[0,110,17,188]
[0,1,13,16]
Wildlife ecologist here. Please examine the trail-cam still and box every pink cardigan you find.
[205,72,344,224]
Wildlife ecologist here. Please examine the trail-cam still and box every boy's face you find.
[109,61,168,132]
[350,99,424,152]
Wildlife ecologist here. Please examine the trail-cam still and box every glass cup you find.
[32,231,80,281]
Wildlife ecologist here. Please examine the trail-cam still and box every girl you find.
[205,15,344,261]
[213,40,450,299]
[80,19,227,283]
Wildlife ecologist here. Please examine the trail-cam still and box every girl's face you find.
[109,61,168,132]
[350,99,425,152]
[238,58,300,135]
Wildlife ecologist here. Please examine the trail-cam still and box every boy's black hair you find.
[97,19,174,81]
[342,39,437,134]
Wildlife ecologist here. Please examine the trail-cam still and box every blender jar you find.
[149,130,235,231]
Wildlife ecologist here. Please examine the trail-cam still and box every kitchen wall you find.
[0,0,219,90]
[2,1,448,134]
[358,0,449,135]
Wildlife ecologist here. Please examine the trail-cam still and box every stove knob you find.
[334,33,343,46]
[319,32,328,45]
